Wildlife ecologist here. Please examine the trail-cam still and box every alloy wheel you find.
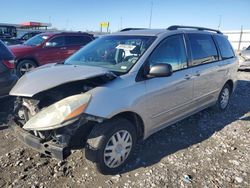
[19,62,36,75]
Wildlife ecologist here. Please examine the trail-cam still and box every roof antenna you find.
[218,15,222,30]
[149,1,153,28]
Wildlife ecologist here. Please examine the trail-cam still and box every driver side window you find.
[149,35,187,71]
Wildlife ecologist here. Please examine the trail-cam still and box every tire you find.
[16,60,37,77]
[85,118,137,175]
[214,83,231,111]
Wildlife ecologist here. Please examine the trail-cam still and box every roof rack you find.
[59,31,93,35]
[120,28,148,32]
[167,25,222,34]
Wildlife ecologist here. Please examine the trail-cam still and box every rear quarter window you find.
[65,35,93,46]
[187,33,219,66]
[214,35,235,59]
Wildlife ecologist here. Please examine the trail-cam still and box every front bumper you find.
[9,119,71,160]
[238,60,250,70]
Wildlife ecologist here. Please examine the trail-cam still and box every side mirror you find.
[148,63,173,77]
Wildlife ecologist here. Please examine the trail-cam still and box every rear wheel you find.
[214,83,231,111]
[85,118,137,175]
[17,60,37,76]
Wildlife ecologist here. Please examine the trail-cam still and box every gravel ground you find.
[0,71,249,188]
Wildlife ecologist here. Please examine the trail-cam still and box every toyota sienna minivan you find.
[9,26,238,174]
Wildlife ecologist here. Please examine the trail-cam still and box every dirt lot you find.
[0,71,249,188]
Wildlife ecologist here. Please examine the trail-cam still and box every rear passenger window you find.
[214,35,235,59]
[65,36,92,46]
[149,35,187,71]
[188,34,219,66]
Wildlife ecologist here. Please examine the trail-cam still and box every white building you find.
[223,29,250,51]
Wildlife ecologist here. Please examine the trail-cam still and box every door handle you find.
[217,69,226,72]
[195,71,201,76]
[184,74,192,80]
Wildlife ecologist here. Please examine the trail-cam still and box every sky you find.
[1,0,250,32]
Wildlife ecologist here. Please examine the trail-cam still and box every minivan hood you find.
[10,64,112,97]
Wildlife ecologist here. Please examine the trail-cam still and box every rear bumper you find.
[9,119,71,160]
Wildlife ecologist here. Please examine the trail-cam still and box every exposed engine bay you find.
[11,74,114,150]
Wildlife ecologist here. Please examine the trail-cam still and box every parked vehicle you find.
[10,32,94,76]
[0,25,17,39]
[2,32,42,46]
[0,40,18,98]
[9,26,238,174]
[238,45,250,70]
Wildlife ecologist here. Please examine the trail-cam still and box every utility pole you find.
[149,1,153,28]
[218,15,222,30]
[238,26,243,51]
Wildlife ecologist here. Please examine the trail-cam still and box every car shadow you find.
[0,124,8,131]
[121,79,250,173]
[238,69,250,73]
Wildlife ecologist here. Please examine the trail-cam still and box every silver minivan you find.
[9,26,238,174]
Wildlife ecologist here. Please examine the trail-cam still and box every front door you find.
[145,34,194,132]
[37,36,66,65]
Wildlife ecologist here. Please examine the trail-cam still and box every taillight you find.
[2,60,15,69]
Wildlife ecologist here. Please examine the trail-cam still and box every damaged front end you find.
[10,92,105,160]
[9,65,114,160]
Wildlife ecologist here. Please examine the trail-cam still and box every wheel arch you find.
[16,57,39,66]
[224,79,234,93]
[111,111,145,141]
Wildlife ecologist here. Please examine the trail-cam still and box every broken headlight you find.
[23,93,91,131]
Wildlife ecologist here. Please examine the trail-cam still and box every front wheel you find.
[85,118,137,175]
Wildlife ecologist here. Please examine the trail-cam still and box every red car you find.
[10,32,94,76]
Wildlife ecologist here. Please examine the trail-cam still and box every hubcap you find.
[19,63,35,75]
[220,88,230,109]
[104,130,132,168]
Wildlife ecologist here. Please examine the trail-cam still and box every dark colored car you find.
[2,32,42,46]
[0,25,17,39]
[0,40,18,98]
[10,32,94,76]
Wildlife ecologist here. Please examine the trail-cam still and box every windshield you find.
[65,35,156,73]
[24,34,49,46]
